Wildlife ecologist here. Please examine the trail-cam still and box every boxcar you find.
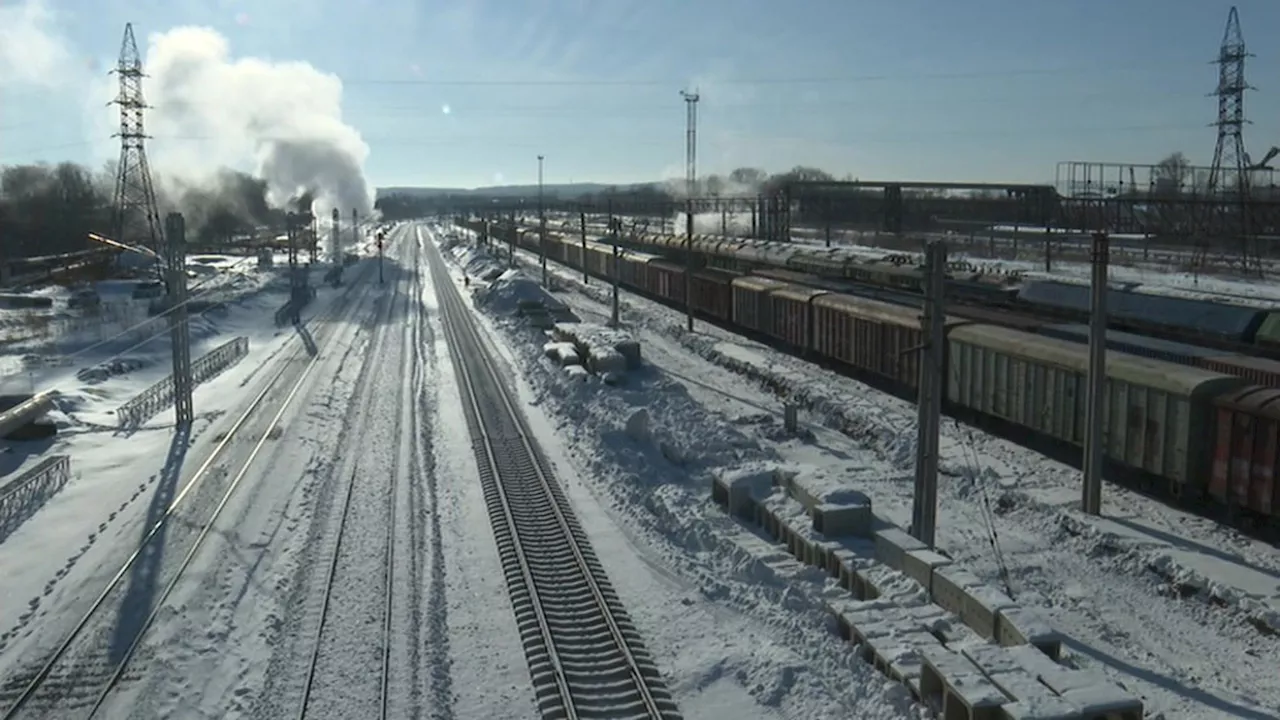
[768,286,828,349]
[647,260,686,305]
[812,293,931,388]
[617,249,657,291]
[691,268,739,321]
[583,244,612,278]
[1210,385,1280,520]
[1253,312,1280,349]
[731,276,790,334]
[1199,354,1280,388]
[564,237,585,269]
[946,323,1245,488]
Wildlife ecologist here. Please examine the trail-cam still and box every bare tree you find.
[1155,152,1191,195]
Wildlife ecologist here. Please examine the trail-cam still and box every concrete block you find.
[1056,686,1142,720]
[920,645,1010,720]
[996,606,1064,660]
[932,565,984,617]
[964,583,1017,641]
[960,645,1081,720]
[873,527,926,572]
[902,548,953,591]
[813,501,872,537]
[866,629,939,693]
[1004,643,1143,717]
[713,467,775,518]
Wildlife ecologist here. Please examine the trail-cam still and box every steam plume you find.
[141,26,374,220]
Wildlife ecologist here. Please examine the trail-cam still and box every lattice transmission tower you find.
[1201,6,1256,271]
[109,23,164,273]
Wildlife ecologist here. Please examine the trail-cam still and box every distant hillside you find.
[376,182,660,199]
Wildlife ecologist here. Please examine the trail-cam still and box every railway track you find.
[425,229,681,720]
[0,255,384,720]
[293,242,418,720]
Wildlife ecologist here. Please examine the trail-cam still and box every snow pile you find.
[477,271,555,313]
[74,357,151,385]
[1056,513,1280,635]
[551,322,639,375]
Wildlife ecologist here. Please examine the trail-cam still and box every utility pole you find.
[609,201,620,327]
[538,154,547,288]
[108,23,163,277]
[1082,231,1109,516]
[580,209,589,284]
[681,89,699,333]
[165,212,194,427]
[912,241,946,547]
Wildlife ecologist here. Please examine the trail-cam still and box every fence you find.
[0,455,70,540]
[116,336,250,428]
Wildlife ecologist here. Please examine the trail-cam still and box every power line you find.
[339,61,1212,87]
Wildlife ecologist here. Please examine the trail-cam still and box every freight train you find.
[467,220,1280,532]
[507,219,1280,356]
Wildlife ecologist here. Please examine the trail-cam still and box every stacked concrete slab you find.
[552,322,640,375]
[711,465,1144,720]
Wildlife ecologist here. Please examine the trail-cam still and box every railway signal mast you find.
[912,242,946,547]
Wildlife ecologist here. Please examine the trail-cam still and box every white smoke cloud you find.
[0,0,74,87]
[138,26,374,218]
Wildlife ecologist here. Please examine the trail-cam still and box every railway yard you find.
[0,216,1277,720]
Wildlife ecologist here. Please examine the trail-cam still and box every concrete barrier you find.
[710,464,1140,718]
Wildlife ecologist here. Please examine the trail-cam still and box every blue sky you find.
[2,0,1279,189]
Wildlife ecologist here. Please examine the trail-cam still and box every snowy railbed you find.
[442,225,1280,719]
[437,232,922,719]
[0,260,361,669]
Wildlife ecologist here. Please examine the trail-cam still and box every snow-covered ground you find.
[4,213,1276,719]
[0,236,386,681]
[445,222,1280,719]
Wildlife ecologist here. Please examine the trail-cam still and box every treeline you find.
[0,160,290,260]
[375,165,849,220]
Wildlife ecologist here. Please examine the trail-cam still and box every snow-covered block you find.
[931,565,985,619]
[1005,643,1141,717]
[865,628,940,693]
[962,583,1017,641]
[586,347,627,374]
[812,501,871,537]
[712,466,775,518]
[1056,686,1142,720]
[542,341,582,367]
[901,548,953,592]
[564,365,590,382]
[773,465,869,515]
[919,645,1010,720]
[996,606,1063,660]
[840,602,921,646]
[959,644,1080,720]
[553,321,642,370]
[873,527,927,573]
[854,561,927,605]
